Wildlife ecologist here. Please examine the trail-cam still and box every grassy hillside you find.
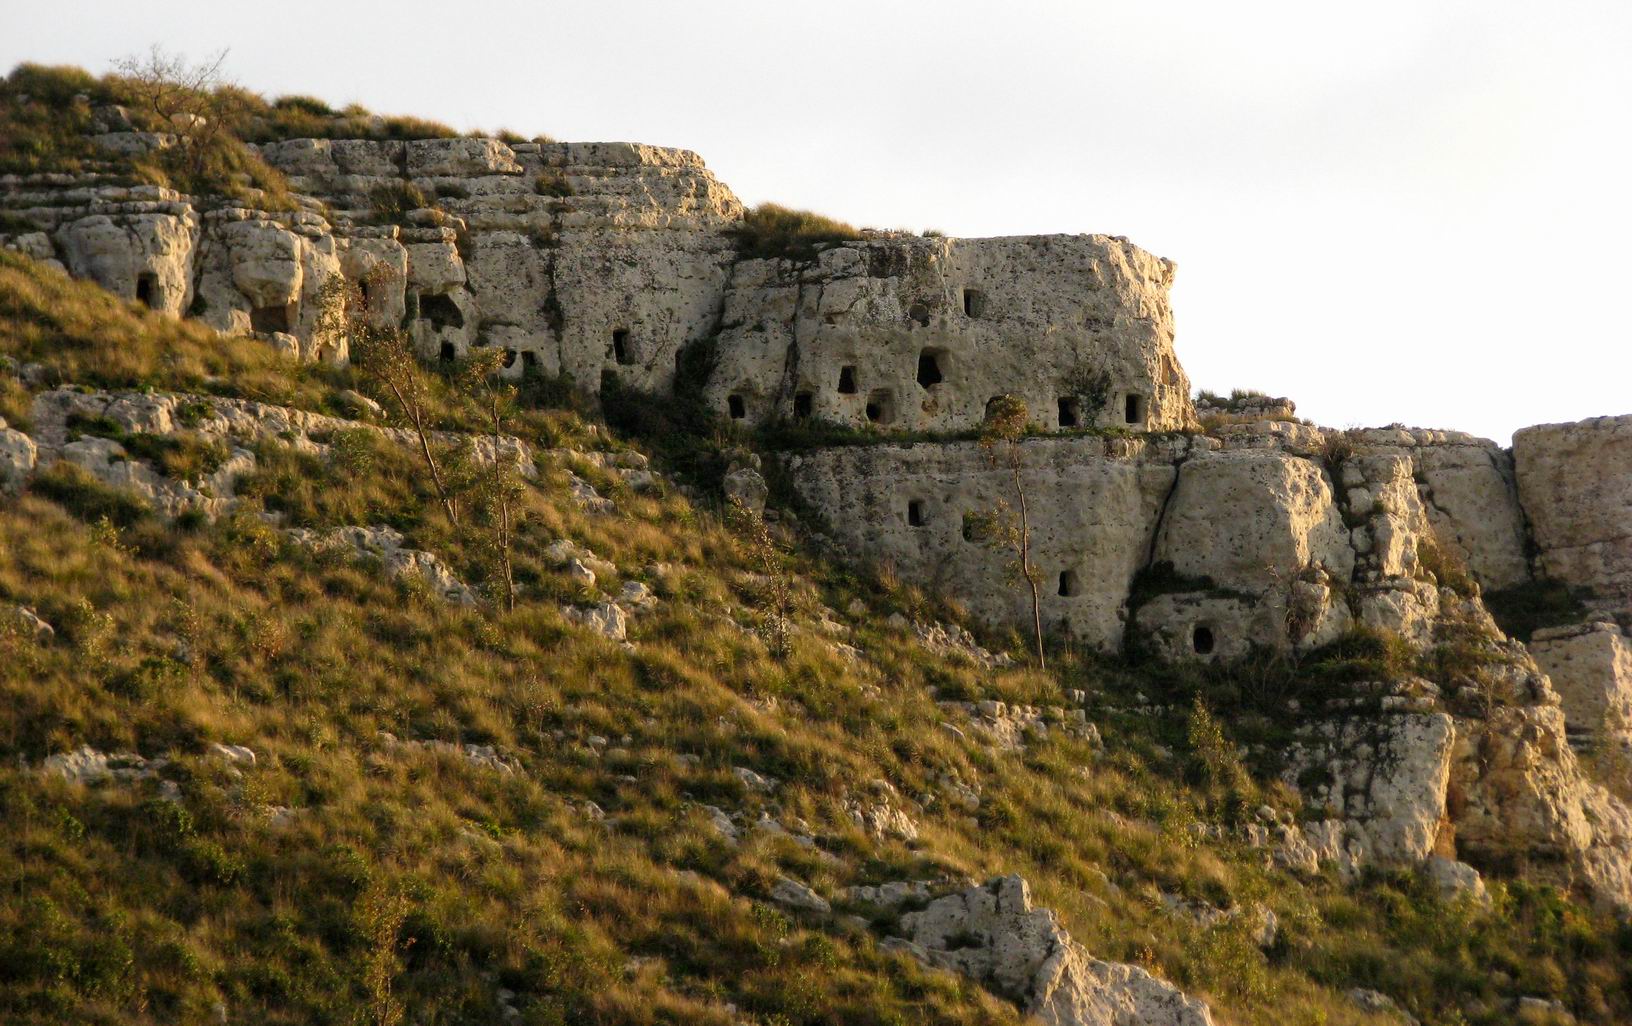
[1,251,1629,1026]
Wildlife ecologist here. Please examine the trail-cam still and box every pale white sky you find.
[8,0,1629,443]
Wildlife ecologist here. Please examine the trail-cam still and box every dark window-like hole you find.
[961,513,977,542]
[962,288,984,317]
[251,303,293,334]
[439,341,456,363]
[907,500,925,527]
[728,394,746,420]
[837,365,858,394]
[502,349,517,368]
[522,351,538,370]
[359,279,373,310]
[907,301,930,327]
[1124,393,1145,425]
[1058,570,1079,597]
[1192,625,1215,655]
[1058,397,1080,428]
[793,392,813,419]
[135,273,157,308]
[865,389,895,425]
[420,293,464,329]
[984,395,1009,421]
[916,349,944,388]
[612,328,632,365]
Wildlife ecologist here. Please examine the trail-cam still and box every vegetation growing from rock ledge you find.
[1483,577,1593,643]
[729,203,862,262]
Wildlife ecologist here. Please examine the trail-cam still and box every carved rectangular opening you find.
[837,365,858,394]
[916,349,944,387]
[1124,393,1146,425]
[250,303,294,334]
[1192,624,1215,655]
[1057,397,1080,428]
[793,391,813,419]
[612,328,632,365]
[728,394,746,420]
[962,288,984,318]
[907,499,926,527]
[135,272,157,309]
[419,292,464,329]
[521,351,538,371]
[865,389,895,425]
[439,341,456,363]
[1058,569,1079,597]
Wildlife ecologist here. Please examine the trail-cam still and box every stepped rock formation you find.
[5,116,1632,982]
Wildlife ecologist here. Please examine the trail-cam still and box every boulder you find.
[1514,415,1632,605]
[893,875,1215,1026]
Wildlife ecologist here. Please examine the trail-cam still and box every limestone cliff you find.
[5,112,1632,925]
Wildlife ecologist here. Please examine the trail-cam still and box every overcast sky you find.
[8,0,1629,443]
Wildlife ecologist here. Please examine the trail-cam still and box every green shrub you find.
[730,203,861,261]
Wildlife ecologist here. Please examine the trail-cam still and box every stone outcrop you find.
[790,435,1183,650]
[889,875,1215,1026]
[707,233,1192,433]
[1281,712,1455,867]
[1530,622,1632,753]
[1514,415,1632,607]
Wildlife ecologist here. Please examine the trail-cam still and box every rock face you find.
[1282,713,1456,866]
[892,875,1215,1026]
[1530,622,1632,750]
[706,234,1192,433]
[1514,415,1632,606]
[789,435,1181,649]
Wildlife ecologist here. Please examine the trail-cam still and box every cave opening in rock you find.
[917,349,944,387]
[502,349,517,368]
[963,288,984,318]
[135,273,157,309]
[1058,569,1079,597]
[838,365,858,394]
[521,351,538,372]
[439,341,456,363]
[612,328,632,365]
[728,394,746,419]
[1124,393,1146,425]
[1057,397,1081,428]
[793,391,813,418]
[419,293,464,330]
[1192,624,1215,655]
[865,389,895,425]
[251,303,293,334]
[908,499,926,527]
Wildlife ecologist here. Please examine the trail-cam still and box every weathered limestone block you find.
[55,210,197,315]
[789,436,1181,650]
[893,875,1215,1026]
[1453,704,1632,911]
[1413,442,1529,590]
[1283,712,1455,866]
[224,219,304,307]
[1154,451,1353,594]
[549,230,738,394]
[339,233,409,327]
[1530,622,1632,742]
[406,138,522,177]
[404,232,466,293]
[706,234,1193,433]
[192,214,344,350]
[0,420,36,491]
[1514,415,1632,604]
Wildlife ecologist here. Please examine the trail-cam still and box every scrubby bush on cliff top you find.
[0,55,476,204]
[731,202,862,261]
